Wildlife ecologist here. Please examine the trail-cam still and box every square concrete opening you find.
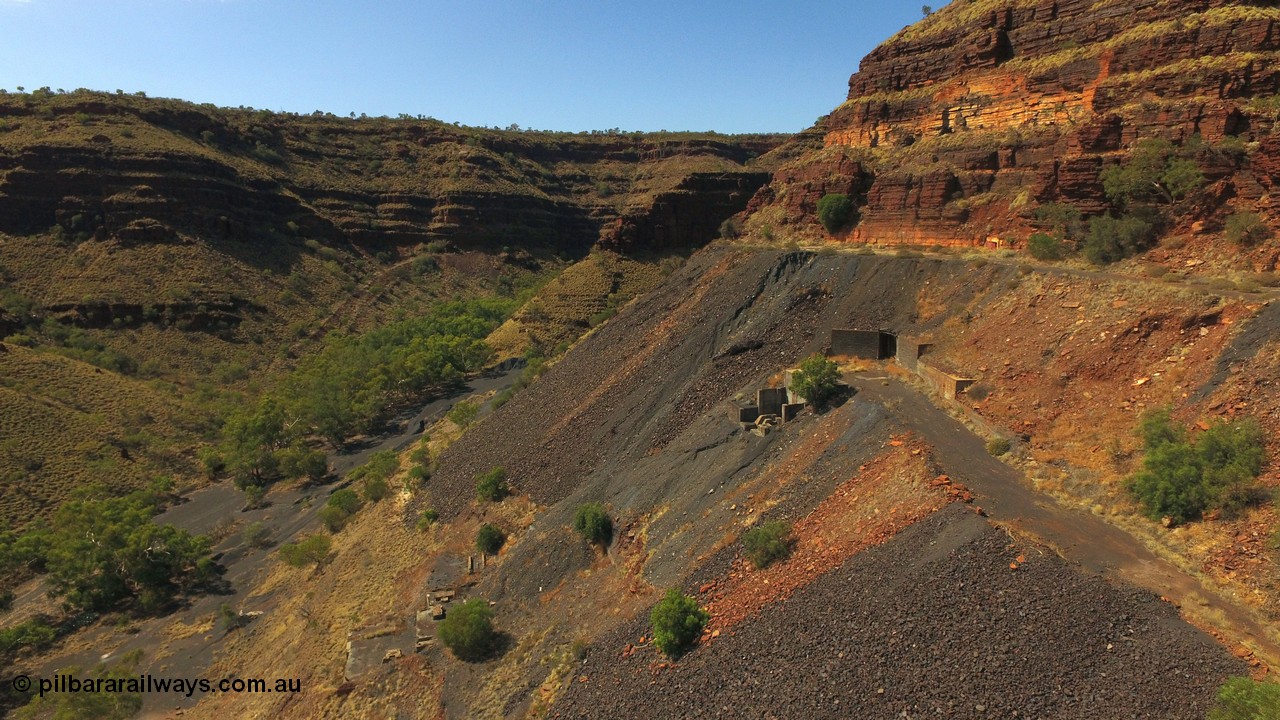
[879,332,897,360]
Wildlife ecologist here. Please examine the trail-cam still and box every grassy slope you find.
[0,90,784,526]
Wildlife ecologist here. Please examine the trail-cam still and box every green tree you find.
[1083,213,1157,265]
[475,523,506,555]
[278,534,331,567]
[476,467,510,502]
[650,588,709,658]
[742,521,792,570]
[277,445,328,482]
[1101,138,1204,206]
[1027,232,1066,261]
[1128,411,1266,525]
[221,396,288,487]
[38,485,213,613]
[1209,677,1280,720]
[791,353,842,407]
[1224,211,1270,246]
[573,503,613,546]
[1034,202,1085,242]
[448,401,479,428]
[817,193,856,233]
[437,598,496,661]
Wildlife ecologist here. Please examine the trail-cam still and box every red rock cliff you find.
[749,0,1280,256]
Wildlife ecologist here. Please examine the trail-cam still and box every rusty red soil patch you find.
[696,435,972,639]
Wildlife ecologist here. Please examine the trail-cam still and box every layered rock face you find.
[0,94,779,257]
[753,0,1280,248]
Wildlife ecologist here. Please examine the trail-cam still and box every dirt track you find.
[849,373,1280,668]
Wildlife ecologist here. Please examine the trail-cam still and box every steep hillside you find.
[6,3,1280,718]
[152,248,1276,720]
[746,0,1280,274]
[0,91,782,524]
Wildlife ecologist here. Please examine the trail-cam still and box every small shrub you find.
[1034,202,1084,240]
[986,437,1011,456]
[407,464,430,483]
[742,521,792,569]
[318,505,350,533]
[1027,232,1066,260]
[572,503,613,546]
[241,521,272,549]
[1084,213,1158,265]
[1218,486,1272,520]
[416,509,439,530]
[1129,411,1265,525]
[718,216,743,239]
[437,598,495,661]
[362,475,391,502]
[0,619,57,655]
[1224,211,1270,246]
[817,193,856,233]
[476,467,510,502]
[448,401,479,428]
[1209,677,1280,720]
[650,588,709,658]
[966,383,992,401]
[278,534,331,567]
[790,353,842,407]
[475,524,506,555]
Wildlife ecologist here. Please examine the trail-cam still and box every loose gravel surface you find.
[553,506,1245,720]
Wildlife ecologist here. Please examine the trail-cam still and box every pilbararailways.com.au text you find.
[12,673,302,698]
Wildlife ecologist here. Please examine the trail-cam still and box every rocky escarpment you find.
[0,92,780,257]
[748,0,1280,254]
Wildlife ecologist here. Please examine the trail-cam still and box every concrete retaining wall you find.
[918,361,974,400]
[830,329,882,359]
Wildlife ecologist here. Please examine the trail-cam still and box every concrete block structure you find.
[735,385,804,428]
[918,361,975,400]
[830,329,898,360]
[757,387,788,416]
[894,336,931,371]
[830,329,882,359]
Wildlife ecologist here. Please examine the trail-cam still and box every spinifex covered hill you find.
[0,91,781,523]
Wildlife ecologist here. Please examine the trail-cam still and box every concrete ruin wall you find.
[917,361,974,401]
[830,329,882,359]
[757,387,788,416]
[895,336,925,370]
[781,403,805,422]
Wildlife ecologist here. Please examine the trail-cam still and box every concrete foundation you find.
[738,406,760,423]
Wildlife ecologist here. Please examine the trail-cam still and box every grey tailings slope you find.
[553,505,1244,720]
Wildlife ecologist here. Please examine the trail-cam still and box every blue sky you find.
[0,1,931,133]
